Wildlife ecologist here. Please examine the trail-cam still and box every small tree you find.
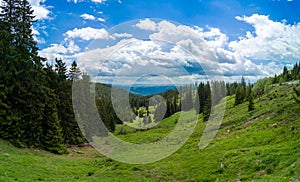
[293,87,300,104]
[68,61,81,81]
[235,85,245,105]
[248,96,255,111]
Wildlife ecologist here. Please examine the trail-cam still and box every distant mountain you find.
[113,85,177,96]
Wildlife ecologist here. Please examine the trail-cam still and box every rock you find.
[3,153,10,157]
[77,151,84,154]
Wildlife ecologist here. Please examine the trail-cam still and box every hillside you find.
[0,83,299,181]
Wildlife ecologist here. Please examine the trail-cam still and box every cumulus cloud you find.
[40,16,300,84]
[28,0,51,20]
[135,18,158,31]
[39,40,80,63]
[80,13,96,20]
[77,38,197,84]
[229,14,300,63]
[97,17,106,22]
[39,44,68,62]
[71,19,268,84]
[64,27,110,41]
[80,13,105,22]
[112,33,133,38]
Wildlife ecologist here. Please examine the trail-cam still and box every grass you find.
[0,84,299,181]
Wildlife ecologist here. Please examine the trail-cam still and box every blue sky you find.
[5,0,300,84]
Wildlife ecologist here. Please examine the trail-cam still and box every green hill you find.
[0,83,299,181]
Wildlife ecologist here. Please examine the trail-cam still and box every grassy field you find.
[0,84,299,181]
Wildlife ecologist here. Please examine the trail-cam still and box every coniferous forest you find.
[0,0,86,153]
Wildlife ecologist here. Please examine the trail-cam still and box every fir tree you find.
[248,96,255,111]
[68,61,81,81]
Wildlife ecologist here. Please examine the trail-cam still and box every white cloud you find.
[67,0,105,3]
[66,40,81,53]
[74,19,267,83]
[135,18,158,31]
[80,13,105,22]
[80,13,96,20]
[97,17,106,22]
[39,40,80,62]
[39,44,68,62]
[64,27,110,41]
[229,14,300,63]
[92,0,105,3]
[40,16,300,84]
[27,0,51,20]
[112,33,133,38]
[0,0,51,20]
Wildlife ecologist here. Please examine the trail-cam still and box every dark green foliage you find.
[272,62,300,84]
[248,96,255,111]
[234,77,247,106]
[292,87,300,104]
[41,89,67,154]
[196,81,225,121]
[96,98,117,132]
[0,0,83,153]
[68,61,81,81]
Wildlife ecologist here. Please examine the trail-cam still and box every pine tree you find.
[248,96,255,111]
[293,87,300,104]
[203,82,211,121]
[282,66,289,82]
[235,77,247,106]
[41,88,67,154]
[54,58,85,144]
[68,61,81,81]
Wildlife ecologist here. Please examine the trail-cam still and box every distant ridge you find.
[111,84,177,96]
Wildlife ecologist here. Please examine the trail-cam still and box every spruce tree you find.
[54,58,85,144]
[248,96,255,111]
[203,82,211,121]
[68,61,81,81]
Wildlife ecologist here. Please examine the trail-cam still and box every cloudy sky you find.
[10,0,300,85]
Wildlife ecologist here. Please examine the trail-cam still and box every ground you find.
[0,84,299,181]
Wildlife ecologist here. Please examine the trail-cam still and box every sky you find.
[3,0,300,85]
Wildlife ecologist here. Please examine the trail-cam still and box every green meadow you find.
[1,83,299,181]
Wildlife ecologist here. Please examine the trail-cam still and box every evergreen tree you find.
[248,96,255,111]
[293,87,300,104]
[41,87,67,154]
[54,58,85,144]
[68,61,81,81]
[203,82,211,121]
[282,66,289,82]
[248,90,255,112]
[235,77,246,106]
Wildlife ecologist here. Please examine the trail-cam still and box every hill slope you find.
[0,83,299,181]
